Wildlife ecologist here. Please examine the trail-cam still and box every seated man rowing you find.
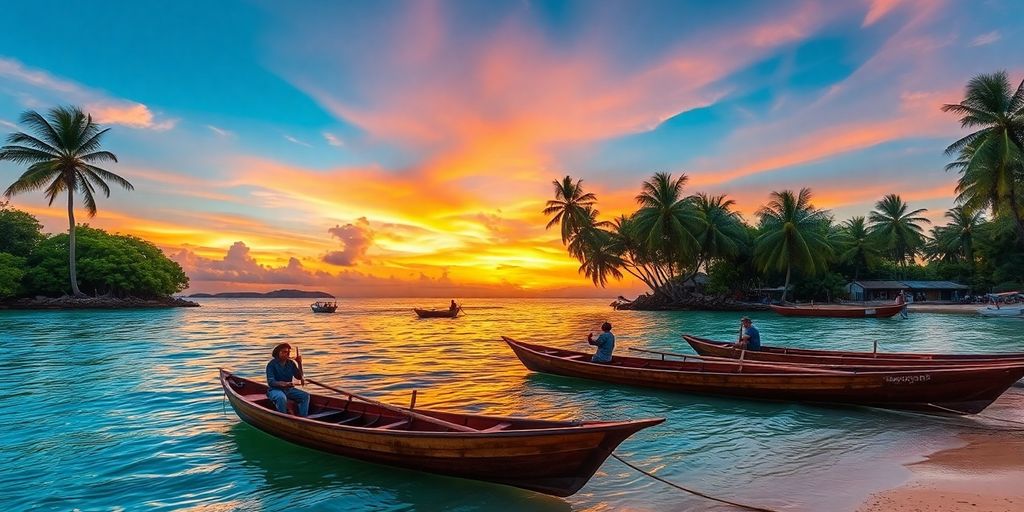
[736,316,761,351]
[266,343,310,417]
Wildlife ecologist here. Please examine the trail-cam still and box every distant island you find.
[188,289,335,299]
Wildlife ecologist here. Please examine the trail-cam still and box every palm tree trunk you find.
[781,264,792,302]
[67,191,83,297]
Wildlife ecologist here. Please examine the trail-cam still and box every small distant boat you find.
[977,306,1024,318]
[311,301,337,313]
[769,302,904,318]
[683,335,1024,367]
[220,370,663,496]
[501,337,1024,414]
[414,307,460,318]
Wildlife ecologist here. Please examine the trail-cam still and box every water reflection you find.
[3,298,1022,511]
[225,423,571,512]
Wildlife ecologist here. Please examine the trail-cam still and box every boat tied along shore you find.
[220,369,663,496]
[501,337,1024,415]
[683,335,1024,368]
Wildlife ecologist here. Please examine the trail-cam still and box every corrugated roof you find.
[851,281,906,289]
[850,280,968,290]
[901,280,969,290]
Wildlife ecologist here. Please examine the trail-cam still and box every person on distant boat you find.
[736,317,761,351]
[897,291,909,319]
[587,322,615,363]
[450,300,459,312]
[266,343,310,417]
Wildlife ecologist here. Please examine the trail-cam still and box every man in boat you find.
[449,300,459,312]
[587,322,615,363]
[266,343,310,417]
[736,317,761,351]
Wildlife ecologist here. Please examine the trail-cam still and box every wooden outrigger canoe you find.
[414,308,459,318]
[769,303,904,318]
[220,369,663,496]
[501,337,1024,414]
[683,335,1024,367]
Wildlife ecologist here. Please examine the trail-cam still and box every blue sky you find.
[0,0,1021,295]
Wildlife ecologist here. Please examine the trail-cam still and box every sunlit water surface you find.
[2,298,1022,511]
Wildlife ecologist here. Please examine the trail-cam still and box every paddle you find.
[295,346,305,387]
[305,378,480,432]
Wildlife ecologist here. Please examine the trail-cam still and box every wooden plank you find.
[378,419,410,430]
[482,422,512,432]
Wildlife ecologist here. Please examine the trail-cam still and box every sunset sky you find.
[0,0,1020,297]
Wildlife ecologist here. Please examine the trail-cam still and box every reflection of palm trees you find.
[225,423,570,510]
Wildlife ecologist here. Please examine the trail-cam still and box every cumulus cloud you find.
[172,241,320,284]
[324,217,374,266]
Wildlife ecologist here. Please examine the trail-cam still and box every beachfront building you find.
[847,280,969,302]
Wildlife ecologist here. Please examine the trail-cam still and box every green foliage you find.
[792,272,848,302]
[867,194,930,268]
[25,226,188,298]
[0,201,44,257]
[0,253,26,298]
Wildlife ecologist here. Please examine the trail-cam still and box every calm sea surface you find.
[2,298,1022,511]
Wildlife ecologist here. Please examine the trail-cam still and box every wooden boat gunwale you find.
[683,335,1024,365]
[501,337,1024,414]
[769,302,905,318]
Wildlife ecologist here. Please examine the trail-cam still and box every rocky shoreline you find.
[0,296,200,310]
[614,293,770,311]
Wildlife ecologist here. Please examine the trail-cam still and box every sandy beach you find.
[858,390,1024,512]
[908,303,991,315]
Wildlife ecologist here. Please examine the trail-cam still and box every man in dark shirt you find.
[266,343,310,416]
[737,317,761,351]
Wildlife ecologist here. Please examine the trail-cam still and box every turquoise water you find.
[2,298,1022,511]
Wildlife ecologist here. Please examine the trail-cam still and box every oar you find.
[306,378,480,432]
[627,347,850,374]
[295,346,305,386]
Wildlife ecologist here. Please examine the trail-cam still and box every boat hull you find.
[502,338,1024,414]
[220,370,660,496]
[769,303,904,318]
[977,307,1024,317]
[414,308,459,318]
[684,335,1024,367]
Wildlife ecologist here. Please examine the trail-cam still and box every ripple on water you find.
[1,298,1021,511]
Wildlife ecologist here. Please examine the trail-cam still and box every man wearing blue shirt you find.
[587,322,615,363]
[737,317,761,351]
[266,343,310,416]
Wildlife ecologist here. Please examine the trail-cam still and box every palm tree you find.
[631,173,702,286]
[754,189,832,302]
[867,194,930,270]
[691,193,747,270]
[837,216,881,280]
[942,71,1024,241]
[543,176,597,244]
[926,206,984,263]
[1,106,132,297]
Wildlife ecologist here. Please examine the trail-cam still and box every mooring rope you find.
[924,403,1024,427]
[611,453,780,512]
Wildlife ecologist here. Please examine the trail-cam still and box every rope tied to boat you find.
[925,403,1024,427]
[611,453,780,512]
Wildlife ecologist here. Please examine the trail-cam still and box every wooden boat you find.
[311,301,337,313]
[220,369,662,496]
[414,307,459,318]
[769,302,904,318]
[683,335,1024,367]
[501,337,1024,414]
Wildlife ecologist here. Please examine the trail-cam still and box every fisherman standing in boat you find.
[266,343,310,417]
[587,322,615,363]
[736,317,761,351]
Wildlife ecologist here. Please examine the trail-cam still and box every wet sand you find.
[908,304,986,315]
[859,391,1024,512]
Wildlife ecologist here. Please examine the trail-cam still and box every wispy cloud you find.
[969,30,1001,47]
[0,57,177,130]
[284,134,312,147]
[323,131,344,146]
[206,124,235,138]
